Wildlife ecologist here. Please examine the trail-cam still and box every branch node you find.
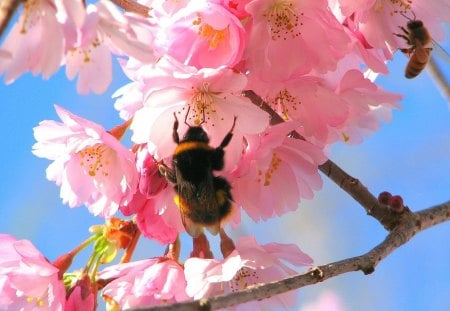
[415,218,422,231]
[361,265,375,275]
[309,266,324,280]
[199,299,211,311]
[367,204,378,215]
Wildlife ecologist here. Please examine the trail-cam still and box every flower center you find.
[78,144,111,177]
[182,82,219,125]
[374,0,412,15]
[69,38,102,63]
[256,152,282,186]
[194,15,229,49]
[263,0,303,40]
[231,267,260,291]
[268,89,300,120]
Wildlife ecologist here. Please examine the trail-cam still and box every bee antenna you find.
[400,12,409,20]
[400,11,415,21]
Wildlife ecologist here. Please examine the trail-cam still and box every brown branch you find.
[109,0,150,16]
[318,160,400,230]
[426,57,450,104]
[0,0,22,40]
[127,201,450,311]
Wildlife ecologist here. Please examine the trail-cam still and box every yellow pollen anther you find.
[83,51,90,63]
[374,0,412,15]
[78,144,110,177]
[26,296,46,307]
[264,0,302,40]
[342,132,350,142]
[270,88,300,120]
[256,153,282,186]
[198,23,228,49]
[192,13,202,26]
[231,268,259,292]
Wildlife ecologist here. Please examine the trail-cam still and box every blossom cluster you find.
[1,0,449,309]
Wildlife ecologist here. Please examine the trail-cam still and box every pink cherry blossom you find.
[231,122,326,222]
[0,234,66,310]
[244,0,351,81]
[120,186,183,244]
[152,0,246,69]
[112,59,151,121]
[341,19,389,74]
[249,74,349,144]
[130,57,269,169]
[334,0,450,55]
[113,57,182,121]
[0,0,64,83]
[0,49,12,59]
[32,105,138,218]
[99,257,190,309]
[329,69,402,144]
[184,236,313,309]
[135,145,168,197]
[63,0,155,94]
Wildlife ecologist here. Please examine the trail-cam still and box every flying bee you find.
[395,18,432,79]
[159,113,236,238]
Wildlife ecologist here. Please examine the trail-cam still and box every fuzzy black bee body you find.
[160,114,235,237]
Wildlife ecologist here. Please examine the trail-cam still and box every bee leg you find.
[173,112,180,144]
[393,32,411,45]
[218,116,237,149]
[158,163,177,183]
[211,148,225,170]
[212,117,237,170]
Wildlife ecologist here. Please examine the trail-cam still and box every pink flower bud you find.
[389,195,404,213]
[378,191,392,205]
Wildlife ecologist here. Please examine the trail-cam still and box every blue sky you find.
[0,20,449,311]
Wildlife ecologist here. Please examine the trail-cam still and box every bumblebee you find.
[395,18,432,79]
[159,113,236,237]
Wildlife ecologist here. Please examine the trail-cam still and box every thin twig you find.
[109,0,150,16]
[0,0,22,40]
[127,201,450,311]
[426,57,450,104]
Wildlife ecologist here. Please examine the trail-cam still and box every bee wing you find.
[431,39,450,64]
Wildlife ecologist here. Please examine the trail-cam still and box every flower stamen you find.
[185,82,218,125]
[374,0,412,15]
[269,89,300,120]
[231,267,259,291]
[256,153,282,186]
[263,0,303,40]
[198,23,229,49]
[78,144,111,177]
